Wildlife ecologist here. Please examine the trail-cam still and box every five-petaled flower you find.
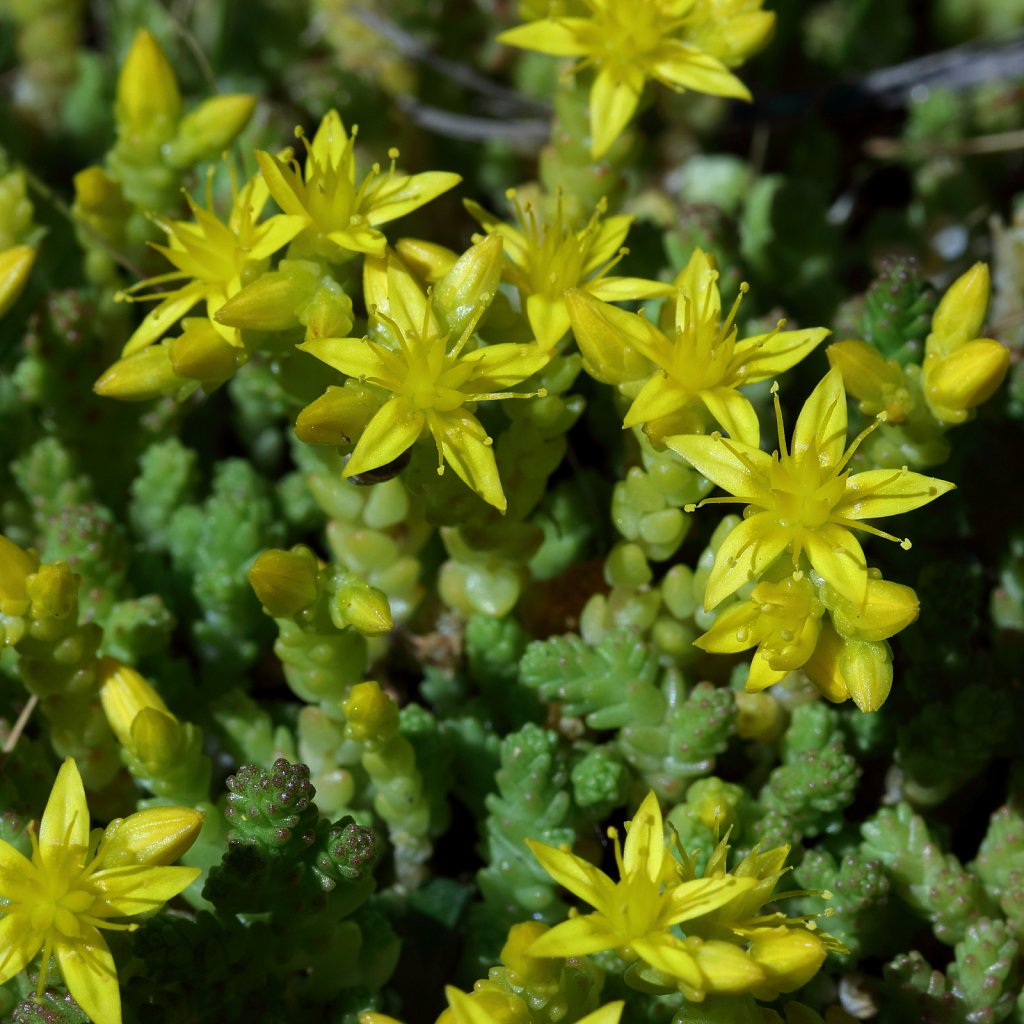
[296,240,550,512]
[114,171,302,356]
[465,190,672,350]
[497,0,774,157]
[668,368,954,610]
[256,109,461,263]
[569,247,828,445]
[525,791,755,991]
[0,758,202,1024]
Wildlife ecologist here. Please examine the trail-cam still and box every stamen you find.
[770,382,788,460]
[717,282,748,346]
[835,412,888,474]
[607,826,625,878]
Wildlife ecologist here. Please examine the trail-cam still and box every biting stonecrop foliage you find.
[1,4,1020,1024]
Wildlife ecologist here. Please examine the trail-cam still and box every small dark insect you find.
[345,448,412,485]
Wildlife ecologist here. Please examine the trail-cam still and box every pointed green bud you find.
[394,238,459,283]
[98,657,175,749]
[94,343,186,401]
[170,318,243,386]
[432,234,503,339]
[0,245,36,318]
[101,805,204,867]
[116,29,182,137]
[248,547,320,617]
[168,94,256,167]
[332,578,393,635]
[294,383,381,446]
[215,260,322,331]
[299,279,355,341]
[0,534,39,616]
[132,707,186,773]
[928,262,990,357]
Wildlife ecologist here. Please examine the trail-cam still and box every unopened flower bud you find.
[116,29,182,137]
[170,319,242,386]
[168,94,256,167]
[101,805,204,867]
[343,681,399,742]
[929,262,989,355]
[248,548,320,617]
[923,338,1010,424]
[0,245,36,318]
[500,921,560,987]
[294,383,380,446]
[94,344,185,401]
[333,579,394,635]
[431,234,504,339]
[299,279,355,340]
[131,706,185,774]
[394,237,458,283]
[26,563,77,620]
[98,657,175,748]
[216,260,321,331]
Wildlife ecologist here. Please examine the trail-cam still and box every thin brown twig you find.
[2,695,39,757]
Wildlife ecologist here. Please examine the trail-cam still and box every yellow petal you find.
[631,933,704,989]
[590,64,645,159]
[835,467,955,521]
[294,384,382,446]
[839,638,893,713]
[254,150,310,220]
[825,339,901,407]
[0,911,41,985]
[344,399,425,478]
[526,292,571,350]
[459,342,550,391]
[747,926,827,995]
[524,839,617,909]
[622,791,665,881]
[91,864,201,916]
[802,523,867,606]
[568,289,661,386]
[675,247,720,325]
[39,759,90,870]
[429,409,506,512]
[298,338,400,386]
[802,623,850,704]
[737,328,829,384]
[704,512,790,610]
[929,262,989,356]
[55,927,120,1024]
[829,577,918,641]
[0,840,39,903]
[651,43,752,100]
[98,657,173,748]
[746,652,788,692]
[790,368,847,470]
[694,600,759,654]
[0,533,38,612]
[701,388,760,447]
[496,19,592,56]
[587,276,675,303]
[577,1003,625,1024]
[526,912,623,957]
[363,171,462,227]
[666,433,773,506]
[624,372,692,430]
[122,284,205,356]
[311,109,351,174]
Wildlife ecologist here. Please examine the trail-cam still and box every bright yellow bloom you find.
[571,248,827,444]
[922,263,1010,425]
[695,571,918,708]
[668,369,954,610]
[256,110,461,263]
[498,0,772,157]
[297,242,550,512]
[0,759,201,1024]
[675,834,843,1001]
[465,191,672,350]
[442,986,623,1024]
[526,791,755,991]
[116,173,302,357]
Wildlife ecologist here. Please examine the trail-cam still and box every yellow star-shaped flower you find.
[570,247,828,444]
[296,240,550,512]
[256,110,461,263]
[526,791,753,991]
[669,368,955,609]
[498,0,773,157]
[465,190,672,350]
[116,172,302,356]
[0,758,202,1024]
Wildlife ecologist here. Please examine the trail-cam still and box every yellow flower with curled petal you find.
[465,190,672,350]
[526,791,755,992]
[668,368,954,610]
[297,241,550,512]
[498,0,772,157]
[256,110,461,264]
[114,172,303,357]
[570,247,828,445]
[442,986,623,1024]
[0,758,201,1024]
[922,262,1010,425]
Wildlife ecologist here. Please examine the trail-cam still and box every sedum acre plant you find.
[0,4,1019,1024]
